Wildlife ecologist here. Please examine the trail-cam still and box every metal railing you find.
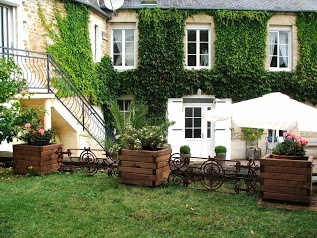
[0,47,112,149]
[168,153,260,194]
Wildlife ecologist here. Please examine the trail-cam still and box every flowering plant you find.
[121,123,169,151]
[272,132,308,156]
[19,121,55,144]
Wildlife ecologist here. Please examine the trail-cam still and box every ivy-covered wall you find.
[100,8,317,122]
[38,0,111,104]
[38,2,317,122]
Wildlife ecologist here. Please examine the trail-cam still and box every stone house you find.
[1,0,317,159]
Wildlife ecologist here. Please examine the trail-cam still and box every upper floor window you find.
[111,24,136,70]
[0,4,15,49]
[91,24,102,62]
[186,25,210,69]
[269,28,291,71]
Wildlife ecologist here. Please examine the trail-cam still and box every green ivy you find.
[39,3,317,121]
[295,12,317,104]
[213,10,272,100]
[113,9,274,120]
[38,0,99,102]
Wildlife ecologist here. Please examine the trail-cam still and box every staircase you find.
[0,47,112,150]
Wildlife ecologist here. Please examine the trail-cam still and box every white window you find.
[111,25,136,70]
[0,4,15,49]
[117,98,132,119]
[186,25,210,69]
[269,27,291,71]
[91,24,102,62]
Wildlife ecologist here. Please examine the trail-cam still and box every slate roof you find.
[113,0,317,12]
[71,0,111,18]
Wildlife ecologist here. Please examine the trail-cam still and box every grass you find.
[0,167,317,238]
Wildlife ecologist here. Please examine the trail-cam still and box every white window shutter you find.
[214,98,232,159]
[167,98,184,154]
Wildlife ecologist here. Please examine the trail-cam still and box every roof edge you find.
[71,0,112,19]
[120,6,317,13]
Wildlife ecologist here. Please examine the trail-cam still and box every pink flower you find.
[25,123,31,129]
[289,134,296,140]
[300,138,309,146]
[37,129,45,135]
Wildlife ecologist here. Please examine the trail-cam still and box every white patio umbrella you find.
[205,92,317,132]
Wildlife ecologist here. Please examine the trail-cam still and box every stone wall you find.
[21,0,108,58]
[21,0,65,52]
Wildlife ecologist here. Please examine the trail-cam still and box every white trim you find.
[111,23,136,70]
[268,26,292,72]
[185,24,211,70]
[0,0,21,7]
[0,4,17,48]
[91,23,102,62]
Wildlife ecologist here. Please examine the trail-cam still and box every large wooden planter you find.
[13,143,62,176]
[118,148,171,187]
[260,154,313,204]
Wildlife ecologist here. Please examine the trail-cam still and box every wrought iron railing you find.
[0,47,112,149]
[168,154,260,194]
[56,147,118,176]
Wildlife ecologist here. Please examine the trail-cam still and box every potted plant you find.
[19,120,55,146]
[180,145,191,166]
[241,127,264,159]
[260,132,312,204]
[118,121,174,187]
[13,120,60,176]
[215,145,227,160]
[272,132,308,157]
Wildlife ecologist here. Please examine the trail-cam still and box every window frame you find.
[0,4,16,49]
[117,95,134,120]
[184,107,202,139]
[268,26,292,72]
[91,23,102,62]
[185,24,211,70]
[111,24,136,70]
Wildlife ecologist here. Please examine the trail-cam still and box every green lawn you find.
[0,167,316,238]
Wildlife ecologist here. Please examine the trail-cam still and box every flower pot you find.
[13,143,62,176]
[271,154,305,160]
[118,148,171,187]
[28,139,50,146]
[180,153,190,166]
[260,154,313,204]
[215,152,226,167]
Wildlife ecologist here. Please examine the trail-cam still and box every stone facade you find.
[21,0,108,59]
[21,0,65,52]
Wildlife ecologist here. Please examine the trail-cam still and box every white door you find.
[184,105,214,157]
[167,98,216,158]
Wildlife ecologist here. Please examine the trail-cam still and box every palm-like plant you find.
[108,100,149,135]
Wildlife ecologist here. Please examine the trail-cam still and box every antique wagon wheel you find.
[200,160,224,190]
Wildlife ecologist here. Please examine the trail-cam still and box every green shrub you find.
[215,145,227,153]
[180,145,191,154]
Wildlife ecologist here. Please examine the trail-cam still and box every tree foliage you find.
[0,57,38,143]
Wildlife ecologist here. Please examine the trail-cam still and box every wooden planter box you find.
[260,154,313,204]
[13,143,62,176]
[118,148,171,187]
